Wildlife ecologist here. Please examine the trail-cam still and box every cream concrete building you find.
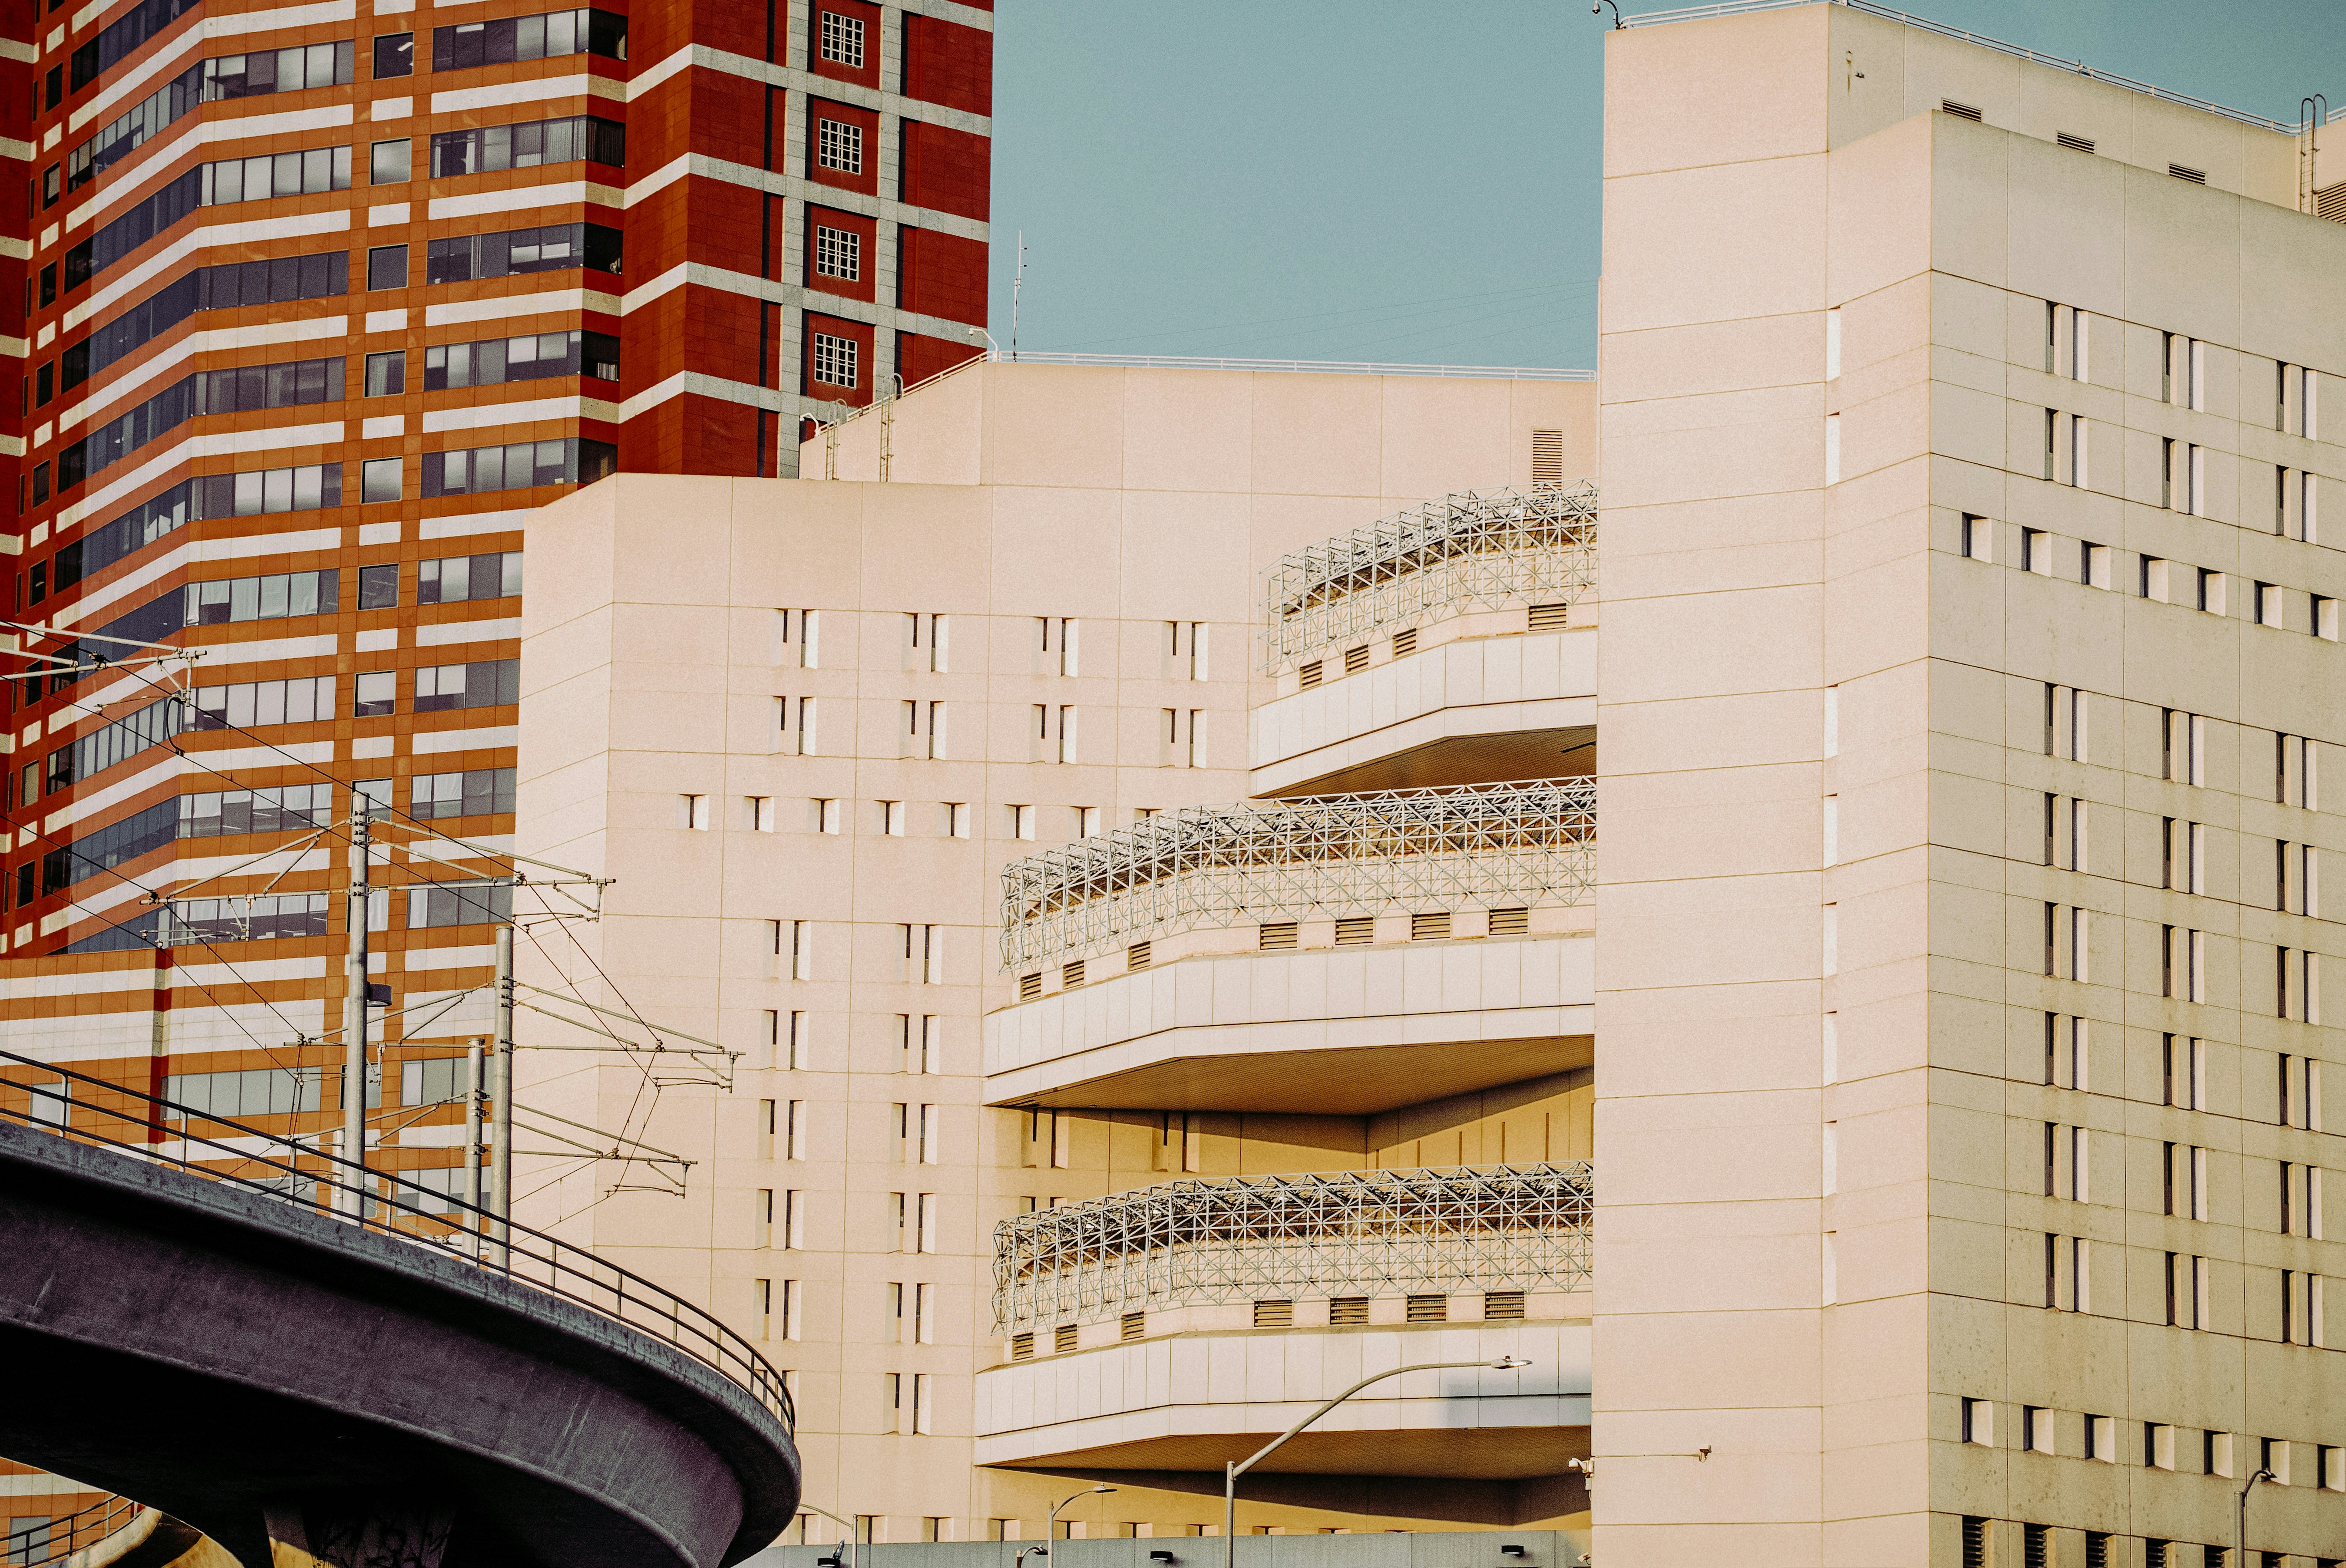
[1596,4,2346,1568]
[12,1,2342,1563]
[508,6,2346,1553]
[511,361,1603,1544]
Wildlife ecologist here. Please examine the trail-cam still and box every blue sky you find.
[988,0,2346,370]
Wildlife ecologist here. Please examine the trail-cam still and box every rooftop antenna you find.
[1010,232,1027,361]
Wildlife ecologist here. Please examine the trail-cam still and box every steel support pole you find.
[341,804,371,1217]
[491,926,514,1260]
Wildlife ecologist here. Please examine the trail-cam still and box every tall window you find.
[814,224,860,281]
[819,10,864,67]
[811,332,858,389]
[816,117,862,174]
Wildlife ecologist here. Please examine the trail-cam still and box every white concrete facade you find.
[1597,6,2346,1567]
[7,3,2326,1558]
[512,362,1603,1542]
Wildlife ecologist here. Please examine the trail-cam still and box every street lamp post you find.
[1045,1484,1116,1561]
[2237,1467,2276,1566]
[801,1502,865,1568]
[1221,1357,1531,1568]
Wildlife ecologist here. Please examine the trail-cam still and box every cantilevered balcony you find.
[1262,482,1596,677]
[976,1163,1593,1475]
[985,781,1593,1110]
[1253,482,1596,796]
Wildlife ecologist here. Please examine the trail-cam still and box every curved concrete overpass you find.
[0,1118,799,1568]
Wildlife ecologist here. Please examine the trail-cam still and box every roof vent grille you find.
[1942,99,1983,122]
[2170,163,2207,184]
[2056,132,2096,153]
[2316,181,2346,223]
[1531,429,1565,485]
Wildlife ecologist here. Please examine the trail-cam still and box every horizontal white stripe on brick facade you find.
[66,316,350,428]
[75,104,357,228]
[166,849,330,886]
[426,180,616,220]
[194,632,340,668]
[55,525,340,631]
[172,955,329,985]
[37,751,178,831]
[72,1,360,132]
[418,508,526,540]
[416,617,519,646]
[179,739,335,770]
[411,725,516,754]
[0,964,163,1002]
[429,73,619,113]
[623,151,986,244]
[423,288,618,328]
[634,44,990,136]
[618,370,787,420]
[59,420,345,531]
[420,396,611,432]
[68,209,350,330]
[405,944,496,972]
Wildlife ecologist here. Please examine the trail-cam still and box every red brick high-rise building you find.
[0,0,989,1228]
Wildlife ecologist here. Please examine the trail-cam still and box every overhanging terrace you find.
[991,1162,1594,1337]
[997,779,1596,975]
[1260,481,1596,677]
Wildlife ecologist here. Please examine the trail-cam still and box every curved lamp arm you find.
[1222,1356,1529,1568]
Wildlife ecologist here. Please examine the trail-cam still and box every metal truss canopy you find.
[991,1162,1595,1336]
[998,778,1596,974]
[1260,480,1597,676]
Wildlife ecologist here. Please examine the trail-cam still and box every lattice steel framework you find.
[998,778,1595,974]
[992,1162,1594,1335]
[1260,480,1597,675]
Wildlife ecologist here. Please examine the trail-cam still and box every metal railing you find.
[0,1052,792,1432]
[998,778,1595,974]
[992,1163,1594,1336]
[1,1496,141,1568]
[1260,481,1596,676]
[1621,0,2327,135]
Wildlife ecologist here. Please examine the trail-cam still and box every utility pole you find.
[491,923,515,1258]
[341,801,372,1217]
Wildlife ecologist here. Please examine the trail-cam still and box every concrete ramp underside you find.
[0,1122,798,1568]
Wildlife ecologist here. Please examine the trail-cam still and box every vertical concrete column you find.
[1593,8,1940,1565]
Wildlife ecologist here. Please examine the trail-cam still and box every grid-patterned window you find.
[814,224,860,281]
[819,10,864,66]
[816,117,863,174]
[811,332,858,389]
